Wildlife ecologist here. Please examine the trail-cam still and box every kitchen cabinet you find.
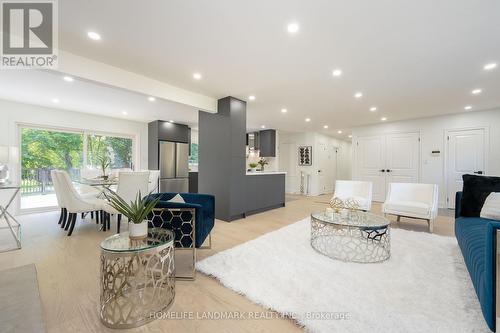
[258,129,276,157]
[246,132,259,151]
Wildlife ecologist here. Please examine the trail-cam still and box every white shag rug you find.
[196,218,490,333]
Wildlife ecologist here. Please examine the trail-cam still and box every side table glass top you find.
[311,210,390,229]
[101,228,173,253]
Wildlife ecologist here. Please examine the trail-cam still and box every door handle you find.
[474,171,483,175]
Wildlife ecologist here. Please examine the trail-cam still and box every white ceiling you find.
[0,70,199,127]
[5,0,500,139]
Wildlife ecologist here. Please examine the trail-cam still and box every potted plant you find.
[249,163,258,172]
[258,158,268,171]
[104,191,160,240]
[98,154,111,180]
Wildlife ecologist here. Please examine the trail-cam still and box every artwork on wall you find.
[298,146,312,166]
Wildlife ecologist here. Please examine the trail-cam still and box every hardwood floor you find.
[0,195,455,332]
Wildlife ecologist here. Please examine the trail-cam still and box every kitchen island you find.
[246,171,286,216]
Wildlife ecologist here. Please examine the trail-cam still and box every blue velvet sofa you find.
[146,192,215,248]
[455,191,500,331]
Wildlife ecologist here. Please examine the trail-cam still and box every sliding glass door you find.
[20,125,135,211]
[20,127,83,210]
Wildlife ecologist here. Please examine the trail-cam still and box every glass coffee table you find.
[100,228,175,328]
[311,211,391,263]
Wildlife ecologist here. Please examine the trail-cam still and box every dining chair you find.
[55,170,106,236]
[101,171,150,233]
[333,180,373,211]
[144,169,160,193]
[50,170,67,227]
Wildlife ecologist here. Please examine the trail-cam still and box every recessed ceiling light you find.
[369,107,377,112]
[471,89,482,95]
[248,95,256,101]
[63,76,74,82]
[87,31,101,41]
[305,118,311,122]
[323,125,329,129]
[337,130,342,134]
[169,120,174,123]
[52,98,59,103]
[464,105,472,110]
[148,96,156,102]
[193,72,202,80]
[287,22,299,34]
[381,117,387,121]
[281,108,287,113]
[484,63,497,71]
[261,125,266,129]
[332,69,342,77]
[121,111,128,115]
[354,92,363,99]
[348,135,352,138]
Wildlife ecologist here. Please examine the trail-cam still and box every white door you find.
[446,128,486,208]
[317,143,336,194]
[386,132,420,184]
[356,135,386,201]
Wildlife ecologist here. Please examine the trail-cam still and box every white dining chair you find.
[55,170,106,236]
[101,171,150,233]
[50,170,67,227]
[143,169,160,193]
[382,182,439,232]
[333,180,373,211]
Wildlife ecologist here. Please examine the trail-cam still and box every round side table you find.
[100,228,175,328]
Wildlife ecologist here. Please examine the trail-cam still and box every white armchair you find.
[382,183,439,232]
[333,180,373,211]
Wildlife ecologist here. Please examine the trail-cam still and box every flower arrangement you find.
[258,158,268,171]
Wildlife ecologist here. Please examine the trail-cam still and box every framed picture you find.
[298,146,312,166]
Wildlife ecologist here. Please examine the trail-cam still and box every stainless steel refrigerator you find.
[159,141,189,193]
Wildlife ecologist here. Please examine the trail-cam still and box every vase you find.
[129,220,148,240]
[250,168,257,172]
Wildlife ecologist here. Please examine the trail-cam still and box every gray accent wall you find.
[199,97,247,221]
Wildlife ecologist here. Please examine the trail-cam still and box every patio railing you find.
[21,168,80,195]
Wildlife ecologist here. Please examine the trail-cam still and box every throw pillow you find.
[168,193,185,203]
[480,192,500,220]
[461,174,500,217]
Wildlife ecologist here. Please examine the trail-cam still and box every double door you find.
[355,132,420,202]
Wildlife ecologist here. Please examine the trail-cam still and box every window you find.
[87,134,133,169]
[21,127,83,209]
[20,126,135,211]
[189,143,198,166]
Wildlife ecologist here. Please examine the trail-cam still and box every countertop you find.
[246,171,287,176]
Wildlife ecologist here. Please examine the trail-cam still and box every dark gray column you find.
[199,97,246,221]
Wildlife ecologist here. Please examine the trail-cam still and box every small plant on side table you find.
[249,163,258,172]
[104,191,160,240]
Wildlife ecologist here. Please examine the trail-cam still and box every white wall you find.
[278,131,352,196]
[352,108,500,207]
[0,98,149,214]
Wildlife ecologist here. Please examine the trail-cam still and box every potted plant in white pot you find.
[105,191,160,240]
[249,162,258,173]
